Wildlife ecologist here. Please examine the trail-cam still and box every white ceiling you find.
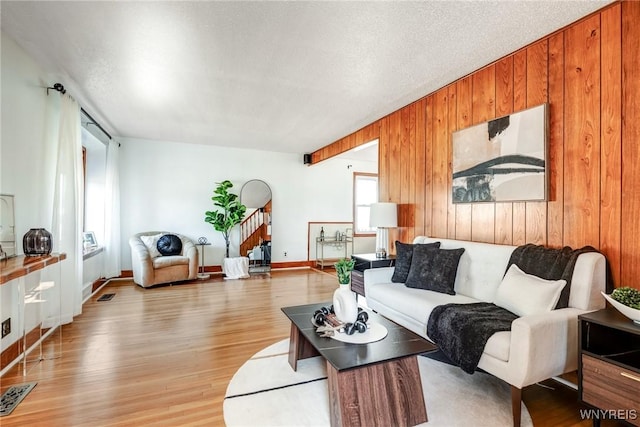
[1,1,610,156]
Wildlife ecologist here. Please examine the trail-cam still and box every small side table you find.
[197,242,211,280]
[350,253,396,297]
[578,308,640,427]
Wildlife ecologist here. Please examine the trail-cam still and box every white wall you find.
[1,32,67,353]
[1,33,58,238]
[1,28,377,282]
[119,137,376,269]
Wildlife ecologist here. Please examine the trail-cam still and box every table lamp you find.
[370,202,397,258]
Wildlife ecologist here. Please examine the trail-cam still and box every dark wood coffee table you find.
[281,302,436,427]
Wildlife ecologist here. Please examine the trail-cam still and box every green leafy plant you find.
[334,258,355,285]
[205,180,247,258]
[611,287,640,310]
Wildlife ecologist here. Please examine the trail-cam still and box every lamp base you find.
[375,228,389,258]
[375,248,387,258]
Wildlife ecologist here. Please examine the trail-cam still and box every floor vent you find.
[0,382,37,416]
[97,293,115,302]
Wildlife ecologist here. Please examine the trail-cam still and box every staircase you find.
[240,201,271,257]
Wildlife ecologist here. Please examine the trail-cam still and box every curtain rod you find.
[47,82,114,141]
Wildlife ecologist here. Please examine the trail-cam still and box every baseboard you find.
[272,261,313,269]
[120,262,313,278]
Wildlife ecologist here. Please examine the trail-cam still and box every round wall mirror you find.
[240,180,272,273]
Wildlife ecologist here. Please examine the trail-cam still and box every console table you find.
[315,236,353,269]
[578,308,640,426]
[1,253,65,375]
[350,253,396,297]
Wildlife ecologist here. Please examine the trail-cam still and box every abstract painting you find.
[452,103,548,203]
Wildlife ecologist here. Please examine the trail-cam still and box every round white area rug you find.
[223,339,533,427]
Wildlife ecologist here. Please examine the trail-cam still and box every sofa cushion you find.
[413,237,516,302]
[140,233,163,258]
[367,281,479,333]
[405,247,465,295]
[157,234,183,256]
[483,331,511,362]
[152,255,189,269]
[391,241,440,283]
[494,264,566,316]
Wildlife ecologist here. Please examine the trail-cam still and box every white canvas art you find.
[452,103,548,203]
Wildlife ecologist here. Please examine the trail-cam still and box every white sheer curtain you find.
[103,140,121,278]
[51,94,84,320]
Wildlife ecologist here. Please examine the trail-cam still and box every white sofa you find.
[129,231,198,288]
[364,236,606,427]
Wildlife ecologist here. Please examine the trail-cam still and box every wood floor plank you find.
[0,269,627,426]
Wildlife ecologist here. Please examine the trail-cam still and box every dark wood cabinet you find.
[350,253,395,297]
[578,308,640,426]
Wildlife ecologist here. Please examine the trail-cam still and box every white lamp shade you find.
[370,202,397,228]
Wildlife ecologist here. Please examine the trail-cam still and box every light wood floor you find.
[0,269,624,426]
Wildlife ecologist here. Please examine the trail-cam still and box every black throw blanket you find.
[427,302,518,374]
[504,243,598,308]
[428,244,600,375]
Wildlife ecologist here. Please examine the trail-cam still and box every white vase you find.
[333,283,358,323]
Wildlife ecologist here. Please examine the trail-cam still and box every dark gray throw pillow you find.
[391,241,441,283]
[157,234,183,256]
[405,247,465,295]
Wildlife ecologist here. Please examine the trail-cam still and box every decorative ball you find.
[357,311,369,323]
[344,323,357,335]
[313,312,326,325]
[198,237,208,244]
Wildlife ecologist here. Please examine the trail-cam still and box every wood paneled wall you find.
[311,2,639,289]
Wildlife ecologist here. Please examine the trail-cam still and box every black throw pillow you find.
[405,247,465,295]
[157,234,183,256]
[391,241,440,283]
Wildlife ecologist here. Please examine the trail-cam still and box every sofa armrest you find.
[506,307,586,387]
[129,236,154,287]
[363,267,395,295]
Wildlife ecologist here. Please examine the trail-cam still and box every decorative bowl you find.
[602,292,640,325]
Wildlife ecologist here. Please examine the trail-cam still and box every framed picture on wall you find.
[83,231,98,248]
[452,103,548,203]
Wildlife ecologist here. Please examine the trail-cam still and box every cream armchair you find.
[129,231,198,288]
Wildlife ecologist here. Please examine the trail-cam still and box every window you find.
[353,173,378,236]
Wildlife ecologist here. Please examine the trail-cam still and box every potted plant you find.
[602,287,640,325]
[205,180,247,258]
[334,258,355,284]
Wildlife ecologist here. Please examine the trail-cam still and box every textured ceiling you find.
[1,1,610,155]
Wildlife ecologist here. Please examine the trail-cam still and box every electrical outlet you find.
[1,318,11,338]
[284,251,287,257]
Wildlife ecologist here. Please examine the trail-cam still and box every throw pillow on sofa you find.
[157,234,183,256]
[405,247,465,295]
[392,241,441,283]
[140,234,163,258]
[493,264,566,316]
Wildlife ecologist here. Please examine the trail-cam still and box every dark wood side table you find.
[578,308,640,427]
[350,253,396,297]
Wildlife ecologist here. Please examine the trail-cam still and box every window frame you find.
[353,172,378,237]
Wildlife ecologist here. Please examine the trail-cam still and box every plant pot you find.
[23,228,52,256]
[333,283,358,323]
